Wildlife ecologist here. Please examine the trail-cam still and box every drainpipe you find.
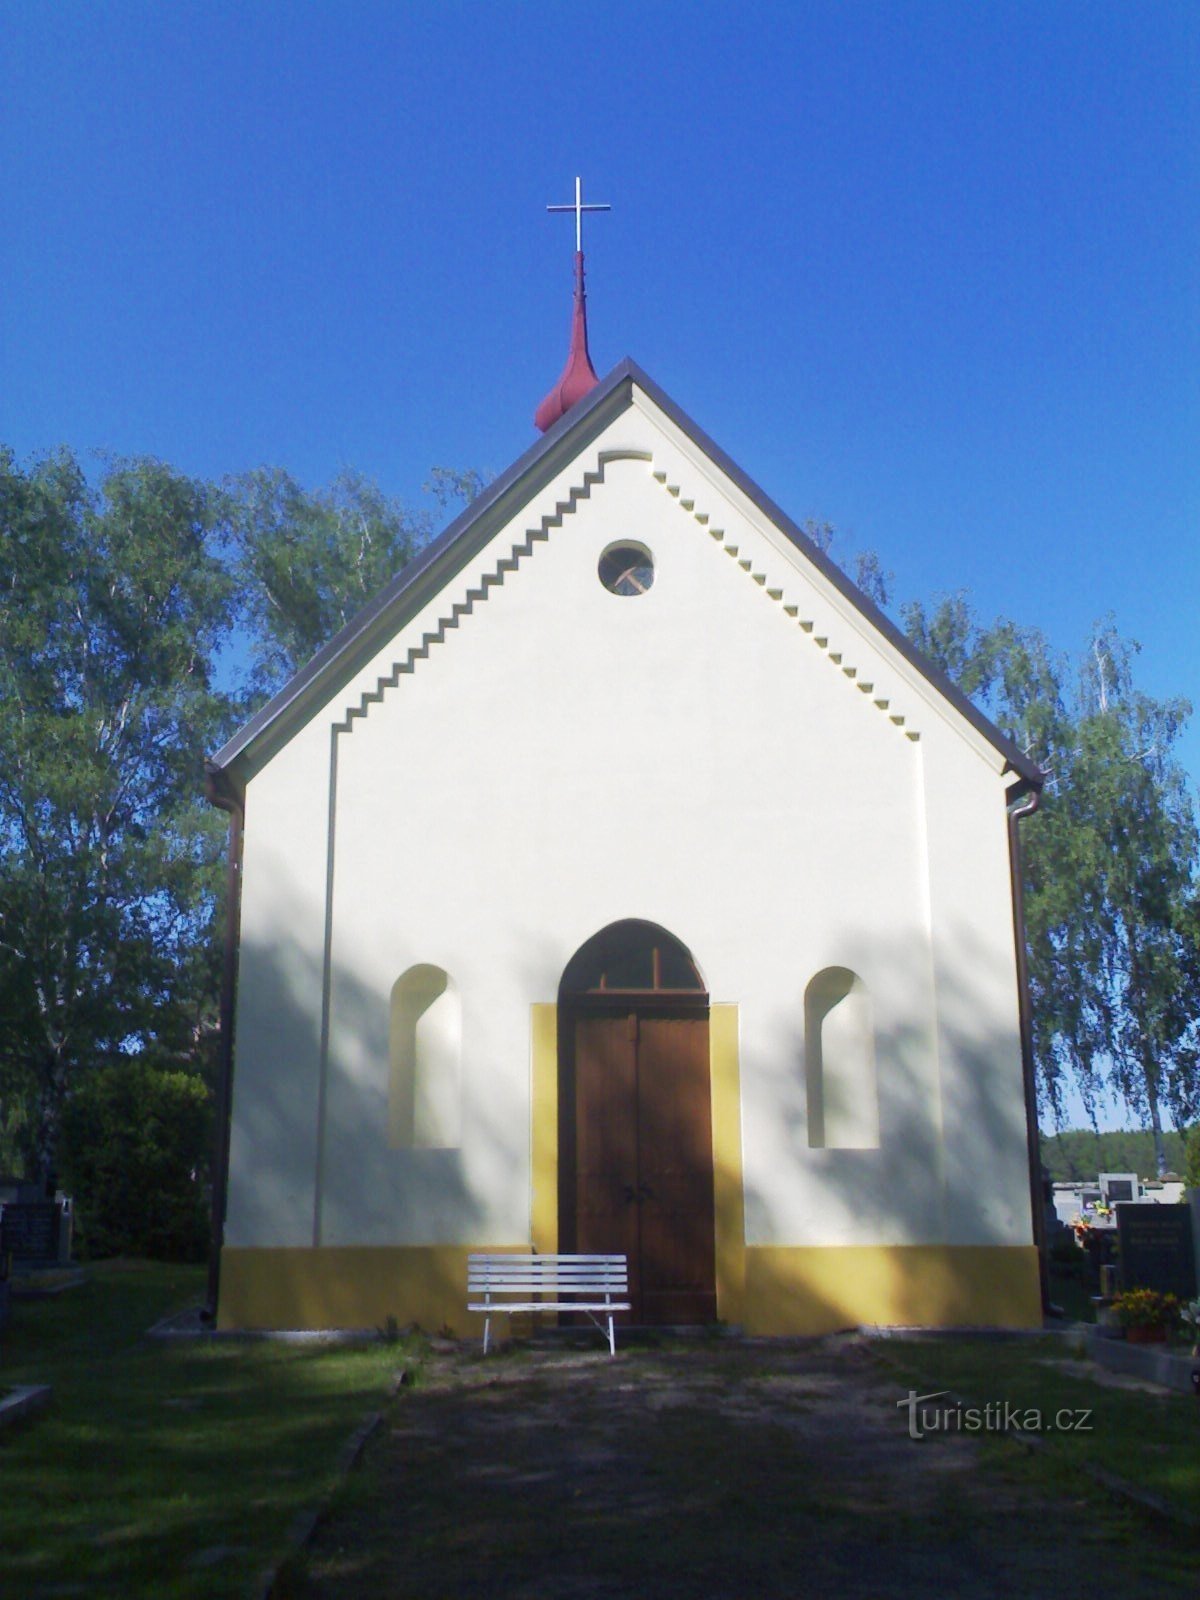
[1007,779,1051,1318]
[202,760,245,1325]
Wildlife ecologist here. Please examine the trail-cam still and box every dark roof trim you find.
[211,357,1043,789]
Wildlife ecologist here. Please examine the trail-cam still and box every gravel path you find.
[282,1336,1185,1599]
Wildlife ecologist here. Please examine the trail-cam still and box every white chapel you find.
[204,197,1044,1335]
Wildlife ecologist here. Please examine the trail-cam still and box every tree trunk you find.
[34,1045,67,1193]
[1146,1083,1168,1179]
[1129,941,1169,1181]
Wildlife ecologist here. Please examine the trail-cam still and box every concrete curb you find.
[861,1323,1080,1342]
[254,1367,409,1599]
[146,1304,387,1344]
[9,1268,87,1299]
[1085,1327,1200,1396]
[0,1384,52,1433]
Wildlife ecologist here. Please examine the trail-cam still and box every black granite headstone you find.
[1116,1203,1196,1298]
[0,1200,61,1265]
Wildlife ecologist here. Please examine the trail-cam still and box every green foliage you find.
[58,1057,212,1261]
[225,466,432,696]
[377,1312,403,1344]
[901,593,1200,1168]
[423,465,487,510]
[803,520,894,609]
[1048,1232,1084,1270]
[1040,1127,1189,1182]
[1035,626,1200,1165]
[1183,1125,1200,1191]
[901,594,1071,761]
[0,445,464,1194]
[0,1095,33,1175]
[851,549,893,609]
[0,447,236,1177]
[1111,1287,1180,1331]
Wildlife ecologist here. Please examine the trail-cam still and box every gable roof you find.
[210,359,1043,792]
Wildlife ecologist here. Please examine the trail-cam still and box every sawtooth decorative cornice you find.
[334,449,921,746]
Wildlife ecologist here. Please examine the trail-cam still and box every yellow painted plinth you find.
[217,1245,505,1334]
[741,1245,1042,1335]
[217,1241,1039,1335]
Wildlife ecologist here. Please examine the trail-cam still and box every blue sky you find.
[4,3,1198,1125]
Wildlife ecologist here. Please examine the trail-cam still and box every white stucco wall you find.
[223,386,1033,1255]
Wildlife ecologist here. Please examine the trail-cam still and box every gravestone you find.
[1116,1202,1197,1298]
[0,1200,64,1268]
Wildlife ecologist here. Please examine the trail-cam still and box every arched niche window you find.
[389,965,462,1149]
[804,968,879,1150]
[560,919,706,998]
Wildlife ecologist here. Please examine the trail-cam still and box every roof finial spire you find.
[535,176,611,433]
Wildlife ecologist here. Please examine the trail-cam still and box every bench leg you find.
[607,1312,615,1357]
[483,1314,491,1355]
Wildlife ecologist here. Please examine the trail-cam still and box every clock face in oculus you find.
[599,543,655,596]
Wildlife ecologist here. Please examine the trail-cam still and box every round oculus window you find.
[598,542,654,596]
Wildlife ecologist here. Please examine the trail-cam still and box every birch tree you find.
[225,467,432,695]
[903,595,1200,1163]
[0,448,234,1177]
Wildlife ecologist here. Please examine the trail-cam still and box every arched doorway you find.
[558,920,716,1325]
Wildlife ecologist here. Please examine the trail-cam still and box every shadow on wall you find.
[746,916,1038,1332]
[218,910,1037,1335]
[768,919,1033,1237]
[222,918,489,1332]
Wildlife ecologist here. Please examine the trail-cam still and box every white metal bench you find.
[467,1253,630,1356]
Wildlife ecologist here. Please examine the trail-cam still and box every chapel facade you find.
[204,245,1044,1333]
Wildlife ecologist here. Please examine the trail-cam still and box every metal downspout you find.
[1007,781,1050,1317]
[202,762,245,1325]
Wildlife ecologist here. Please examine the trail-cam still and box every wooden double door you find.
[560,1002,716,1325]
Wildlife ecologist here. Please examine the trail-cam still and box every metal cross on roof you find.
[546,175,611,253]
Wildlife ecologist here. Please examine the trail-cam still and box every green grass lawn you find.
[870,1332,1200,1523]
[6,1268,1195,1598]
[0,1260,420,1600]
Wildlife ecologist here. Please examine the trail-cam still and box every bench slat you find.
[469,1268,627,1284]
[468,1253,629,1356]
[466,1255,628,1270]
[468,1255,627,1263]
[468,1284,627,1294]
[468,1256,626,1268]
[469,1301,631,1314]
